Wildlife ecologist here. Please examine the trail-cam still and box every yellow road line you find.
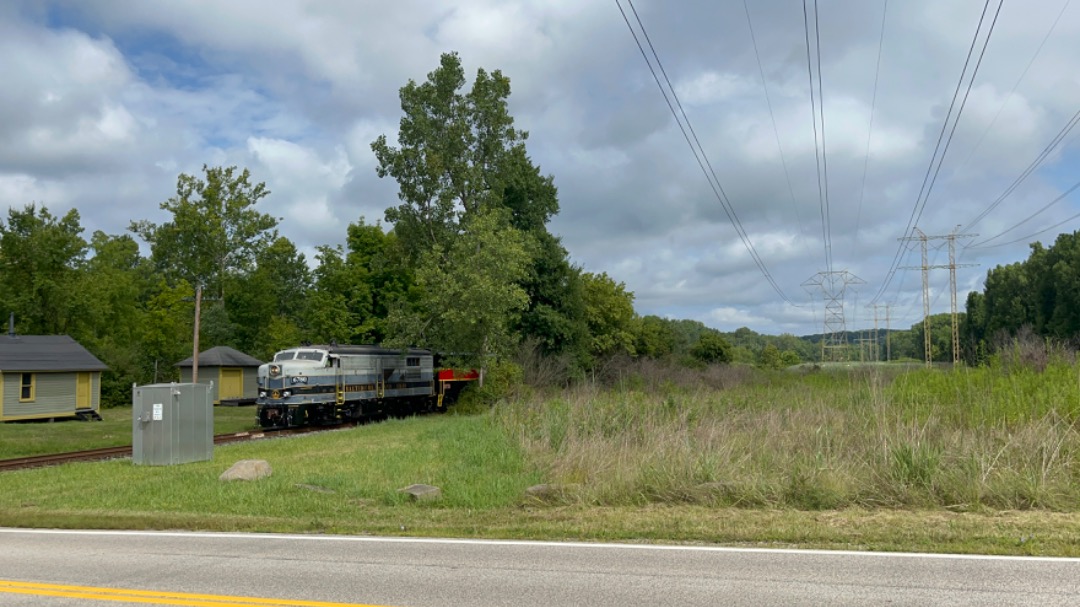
[0,580,392,607]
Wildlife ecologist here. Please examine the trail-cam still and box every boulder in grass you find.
[398,483,441,502]
[219,459,272,481]
[523,483,581,503]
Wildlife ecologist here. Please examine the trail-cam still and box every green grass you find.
[4,363,1080,556]
[491,362,1080,511]
[0,414,542,534]
[0,406,260,458]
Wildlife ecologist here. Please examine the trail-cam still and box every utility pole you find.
[871,304,880,362]
[872,303,891,362]
[899,228,977,366]
[192,284,202,385]
[803,270,865,363]
[886,303,892,362]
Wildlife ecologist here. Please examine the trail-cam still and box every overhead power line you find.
[615,0,798,305]
[802,0,833,273]
[968,178,1080,249]
[961,108,1080,233]
[872,0,1003,304]
[742,0,814,262]
[853,0,889,258]
[951,0,1072,179]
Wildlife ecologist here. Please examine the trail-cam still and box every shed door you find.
[220,368,243,400]
[76,373,92,408]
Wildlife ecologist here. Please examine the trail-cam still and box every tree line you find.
[963,230,1080,361]
[1,53,776,406]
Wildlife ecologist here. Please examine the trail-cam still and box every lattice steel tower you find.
[803,270,865,362]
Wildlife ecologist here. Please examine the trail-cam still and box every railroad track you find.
[0,426,341,472]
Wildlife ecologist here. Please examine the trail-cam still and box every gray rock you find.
[523,483,579,503]
[398,483,441,502]
[219,459,272,481]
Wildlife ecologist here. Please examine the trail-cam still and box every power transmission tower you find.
[872,303,892,362]
[870,304,880,362]
[803,270,865,363]
[899,228,977,366]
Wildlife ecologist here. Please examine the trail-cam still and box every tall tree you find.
[306,244,375,345]
[345,218,415,342]
[372,52,575,360]
[226,236,311,356]
[0,204,88,335]
[372,52,555,258]
[580,271,638,358]
[386,206,533,364]
[130,165,277,300]
[76,231,148,350]
[518,231,589,357]
[690,331,733,364]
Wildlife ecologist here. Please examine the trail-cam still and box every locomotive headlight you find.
[258,390,267,398]
[269,364,281,378]
[282,389,292,398]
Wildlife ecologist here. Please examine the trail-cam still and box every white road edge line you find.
[2,527,1076,562]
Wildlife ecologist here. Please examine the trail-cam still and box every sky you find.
[2,0,1079,337]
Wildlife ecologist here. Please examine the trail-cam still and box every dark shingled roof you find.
[0,335,109,372]
[175,345,263,368]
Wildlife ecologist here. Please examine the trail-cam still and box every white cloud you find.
[1,0,1078,338]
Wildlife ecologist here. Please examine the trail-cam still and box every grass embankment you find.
[2,362,1080,556]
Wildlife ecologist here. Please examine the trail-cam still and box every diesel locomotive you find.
[255,344,478,429]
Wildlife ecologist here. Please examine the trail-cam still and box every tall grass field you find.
[493,360,1080,511]
[2,359,1080,555]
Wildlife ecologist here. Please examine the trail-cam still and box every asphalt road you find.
[1,528,1078,606]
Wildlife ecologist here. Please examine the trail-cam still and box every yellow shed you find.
[175,346,263,405]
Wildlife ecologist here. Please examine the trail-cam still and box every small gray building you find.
[175,346,263,405]
[0,334,109,422]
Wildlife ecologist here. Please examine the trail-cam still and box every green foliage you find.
[690,331,732,364]
[635,315,677,358]
[758,343,782,369]
[453,359,525,414]
[387,206,533,363]
[140,278,195,382]
[0,204,88,335]
[372,52,551,258]
[780,350,802,366]
[372,52,580,365]
[226,236,311,357]
[908,313,959,363]
[307,244,376,344]
[129,165,277,299]
[964,231,1080,357]
[581,271,637,358]
[516,231,589,359]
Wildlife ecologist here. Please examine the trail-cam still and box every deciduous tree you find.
[0,204,87,335]
[130,165,277,301]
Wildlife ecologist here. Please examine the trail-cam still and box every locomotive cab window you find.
[19,373,35,402]
[407,357,420,367]
[274,351,296,362]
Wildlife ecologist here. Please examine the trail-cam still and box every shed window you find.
[407,357,420,367]
[19,373,35,402]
